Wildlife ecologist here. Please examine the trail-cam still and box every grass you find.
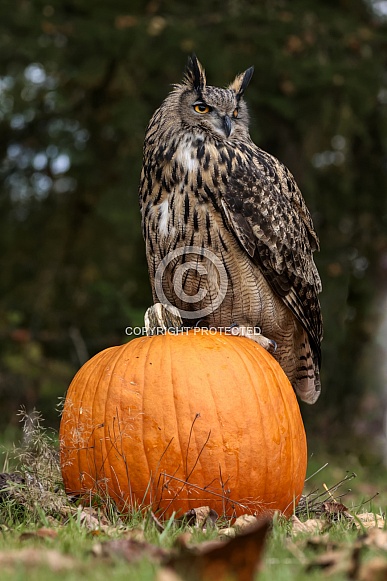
[0,524,156,581]
[0,418,387,580]
[0,506,383,581]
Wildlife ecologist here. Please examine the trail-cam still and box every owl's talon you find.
[268,339,277,352]
[229,322,240,336]
[231,324,276,353]
[144,303,183,335]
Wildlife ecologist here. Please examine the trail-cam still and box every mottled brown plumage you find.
[139,55,323,404]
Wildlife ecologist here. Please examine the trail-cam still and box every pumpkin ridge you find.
[226,337,298,508]
[261,347,306,512]
[205,335,261,513]
[270,356,294,503]
[85,349,112,491]
[211,335,246,507]
[159,334,183,511]
[106,341,140,506]
[95,345,128,501]
[71,357,97,492]
[191,333,226,508]
[211,333,243,507]
[271,354,306,510]
[260,353,288,505]
[174,332,213,511]
[125,337,157,509]
[225,337,271,508]
[156,333,185,514]
[181,334,203,481]
[61,346,115,495]
[139,335,160,508]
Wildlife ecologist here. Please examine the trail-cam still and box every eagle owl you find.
[139,56,323,404]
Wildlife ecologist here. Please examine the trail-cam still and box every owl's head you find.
[168,55,254,141]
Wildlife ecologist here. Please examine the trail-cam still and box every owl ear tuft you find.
[229,66,254,99]
[183,54,207,91]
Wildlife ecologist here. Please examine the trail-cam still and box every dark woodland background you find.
[1,0,387,459]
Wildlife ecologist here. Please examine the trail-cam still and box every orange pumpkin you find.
[59,331,307,518]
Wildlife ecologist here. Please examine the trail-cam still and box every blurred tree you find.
[0,0,386,447]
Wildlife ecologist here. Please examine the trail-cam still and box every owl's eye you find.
[233,108,239,118]
[194,103,212,114]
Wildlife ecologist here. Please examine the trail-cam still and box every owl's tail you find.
[294,332,321,404]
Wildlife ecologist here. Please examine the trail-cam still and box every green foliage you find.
[0,0,387,443]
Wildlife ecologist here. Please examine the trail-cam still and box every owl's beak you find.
[223,115,232,137]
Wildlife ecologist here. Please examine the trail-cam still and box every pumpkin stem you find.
[144,303,183,336]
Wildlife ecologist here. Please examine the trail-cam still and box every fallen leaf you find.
[218,527,237,539]
[78,507,110,531]
[179,506,218,530]
[321,501,354,522]
[119,527,147,543]
[173,532,194,549]
[167,517,271,581]
[157,567,183,581]
[322,501,348,514]
[361,527,387,550]
[291,515,325,535]
[307,546,360,578]
[219,514,262,538]
[359,557,387,581]
[354,513,385,530]
[0,549,76,572]
[92,537,167,564]
[305,535,342,551]
[285,539,309,566]
[89,529,107,537]
[20,528,59,541]
[233,515,260,533]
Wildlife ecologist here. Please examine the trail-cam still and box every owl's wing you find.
[221,148,322,363]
